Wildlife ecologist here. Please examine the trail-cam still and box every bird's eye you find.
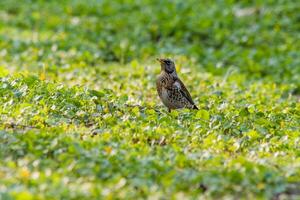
[166,61,170,64]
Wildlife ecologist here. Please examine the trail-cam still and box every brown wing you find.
[174,77,197,107]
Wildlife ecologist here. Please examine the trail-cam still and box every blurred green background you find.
[0,0,299,88]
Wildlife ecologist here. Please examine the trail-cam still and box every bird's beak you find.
[156,58,164,63]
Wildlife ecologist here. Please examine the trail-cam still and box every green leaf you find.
[196,109,210,120]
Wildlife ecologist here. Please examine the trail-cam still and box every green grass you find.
[0,0,300,199]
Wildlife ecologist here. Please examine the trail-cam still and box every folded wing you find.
[173,77,198,109]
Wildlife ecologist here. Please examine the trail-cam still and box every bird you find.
[156,58,198,112]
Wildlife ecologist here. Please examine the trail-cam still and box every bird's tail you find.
[193,105,199,110]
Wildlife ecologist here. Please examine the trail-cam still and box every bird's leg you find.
[168,108,171,113]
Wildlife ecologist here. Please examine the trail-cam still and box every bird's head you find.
[157,58,176,74]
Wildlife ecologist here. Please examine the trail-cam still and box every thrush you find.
[156,58,198,112]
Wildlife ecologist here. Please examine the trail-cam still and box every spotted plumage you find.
[156,58,198,112]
